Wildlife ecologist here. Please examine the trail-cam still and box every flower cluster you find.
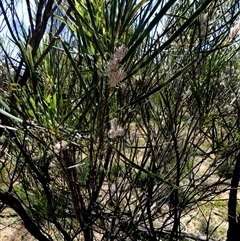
[106,45,128,87]
[0,61,12,95]
[53,140,69,153]
[108,118,125,139]
[200,13,208,37]
[230,18,240,39]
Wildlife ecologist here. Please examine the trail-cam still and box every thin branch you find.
[0,190,51,241]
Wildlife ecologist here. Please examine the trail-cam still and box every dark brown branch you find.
[35,7,72,68]
[0,1,21,46]
[0,190,51,241]
[18,0,54,87]
[12,137,72,241]
[32,0,54,56]
[226,153,240,241]
[26,0,35,34]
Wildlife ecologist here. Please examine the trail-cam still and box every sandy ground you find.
[0,208,36,241]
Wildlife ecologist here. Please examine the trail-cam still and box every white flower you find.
[108,118,125,139]
[53,140,68,153]
[108,129,116,139]
[230,18,240,39]
[115,126,125,137]
[200,13,208,37]
[106,45,128,87]
[109,117,118,131]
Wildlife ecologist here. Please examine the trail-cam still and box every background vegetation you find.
[1,0,240,240]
